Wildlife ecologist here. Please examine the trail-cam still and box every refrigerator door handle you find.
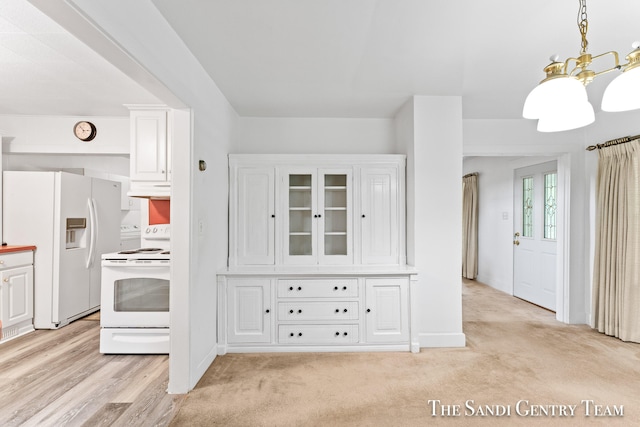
[86,198,98,269]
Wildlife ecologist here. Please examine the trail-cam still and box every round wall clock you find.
[73,121,97,141]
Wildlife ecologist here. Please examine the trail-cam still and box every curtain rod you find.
[586,134,640,151]
[463,172,478,178]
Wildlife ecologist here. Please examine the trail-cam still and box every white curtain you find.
[592,139,640,342]
[462,173,478,279]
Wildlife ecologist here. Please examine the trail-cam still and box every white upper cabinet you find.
[234,167,275,265]
[127,105,171,198]
[228,154,405,267]
[359,166,399,265]
[130,108,168,182]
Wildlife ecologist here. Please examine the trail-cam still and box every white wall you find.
[237,117,396,154]
[56,0,238,393]
[397,96,465,348]
[0,115,129,154]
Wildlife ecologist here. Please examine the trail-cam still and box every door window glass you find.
[522,176,534,237]
[544,172,557,240]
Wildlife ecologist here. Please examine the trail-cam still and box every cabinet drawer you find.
[0,251,33,270]
[277,279,358,298]
[278,324,359,344]
[278,301,358,321]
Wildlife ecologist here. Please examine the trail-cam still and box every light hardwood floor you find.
[0,314,184,426]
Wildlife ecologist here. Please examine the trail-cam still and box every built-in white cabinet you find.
[222,154,414,353]
[228,155,405,267]
[217,272,416,353]
[127,105,171,198]
[226,278,271,344]
[0,250,34,343]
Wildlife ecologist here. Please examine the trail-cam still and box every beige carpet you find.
[169,280,640,426]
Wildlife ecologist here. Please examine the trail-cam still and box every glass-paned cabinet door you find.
[284,170,318,264]
[318,169,352,264]
[282,168,352,265]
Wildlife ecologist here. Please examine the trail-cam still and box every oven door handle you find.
[86,198,98,269]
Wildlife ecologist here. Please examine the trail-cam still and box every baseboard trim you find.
[418,332,466,348]
[189,344,218,392]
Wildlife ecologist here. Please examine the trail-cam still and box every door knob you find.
[513,232,520,246]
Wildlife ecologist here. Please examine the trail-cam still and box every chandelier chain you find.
[578,0,589,53]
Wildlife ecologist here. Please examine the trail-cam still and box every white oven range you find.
[100,224,170,354]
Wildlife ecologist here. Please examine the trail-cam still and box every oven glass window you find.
[114,278,170,312]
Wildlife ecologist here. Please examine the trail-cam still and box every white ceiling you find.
[2,0,640,119]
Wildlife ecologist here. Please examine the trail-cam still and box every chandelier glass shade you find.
[523,0,640,132]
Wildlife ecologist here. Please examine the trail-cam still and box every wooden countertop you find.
[0,245,36,254]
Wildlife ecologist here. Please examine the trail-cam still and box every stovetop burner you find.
[118,247,164,254]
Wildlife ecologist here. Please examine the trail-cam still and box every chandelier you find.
[522,0,640,132]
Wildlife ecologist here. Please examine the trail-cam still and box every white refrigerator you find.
[3,171,121,329]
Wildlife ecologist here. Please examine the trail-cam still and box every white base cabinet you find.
[0,250,34,343]
[218,270,417,353]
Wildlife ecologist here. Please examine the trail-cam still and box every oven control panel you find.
[143,224,170,240]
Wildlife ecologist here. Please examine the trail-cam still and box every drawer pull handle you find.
[289,309,294,314]
[342,286,347,290]
[334,286,338,291]
[298,309,302,314]
[298,332,302,337]
[335,332,340,336]
[297,287,302,291]
[289,286,293,291]
[343,332,348,336]
[290,332,294,337]
[335,309,339,313]
[343,309,348,313]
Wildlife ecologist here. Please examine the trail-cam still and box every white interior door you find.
[513,161,557,311]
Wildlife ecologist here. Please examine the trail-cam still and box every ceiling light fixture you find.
[523,0,640,132]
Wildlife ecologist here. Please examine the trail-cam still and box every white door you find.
[513,161,557,311]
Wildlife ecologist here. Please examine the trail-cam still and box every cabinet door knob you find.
[265,309,270,314]
[290,332,294,337]
[335,332,340,336]
[362,214,366,218]
[298,332,303,337]
[271,214,275,218]
[297,286,302,291]
[342,286,347,290]
[289,309,294,314]
[318,214,322,218]
[333,286,338,291]
[289,286,294,291]
[366,308,371,313]
[343,332,348,336]
[313,214,318,218]
[335,309,339,313]
[343,308,348,313]
[298,309,302,314]
[3,278,8,282]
